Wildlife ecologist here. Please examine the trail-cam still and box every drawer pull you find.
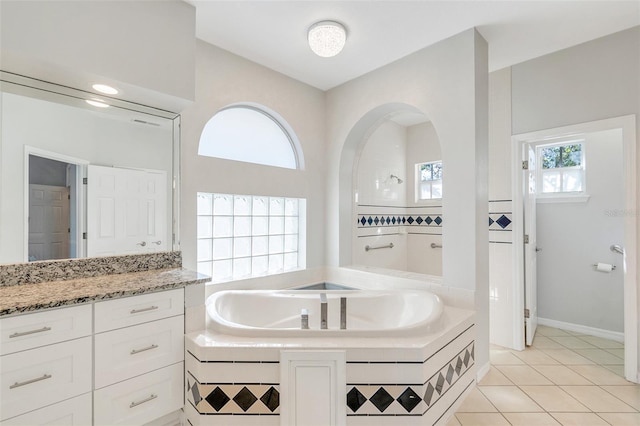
[9,326,52,338]
[130,306,158,314]
[129,394,157,408]
[130,344,159,355]
[9,374,52,389]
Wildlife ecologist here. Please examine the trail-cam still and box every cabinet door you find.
[94,315,184,389]
[94,362,184,426]
[0,305,92,356]
[94,289,184,333]
[0,392,92,425]
[0,337,92,421]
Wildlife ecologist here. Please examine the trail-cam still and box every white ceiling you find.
[187,1,639,91]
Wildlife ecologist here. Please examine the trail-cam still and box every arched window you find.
[198,105,302,170]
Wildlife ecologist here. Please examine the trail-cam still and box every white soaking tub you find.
[206,289,444,337]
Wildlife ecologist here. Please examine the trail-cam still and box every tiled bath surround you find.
[186,320,475,425]
[189,267,477,425]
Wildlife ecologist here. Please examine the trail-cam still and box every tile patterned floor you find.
[448,325,640,426]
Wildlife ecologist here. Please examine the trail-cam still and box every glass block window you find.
[197,193,305,283]
[416,161,443,201]
[537,141,585,194]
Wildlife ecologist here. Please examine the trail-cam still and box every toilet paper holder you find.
[592,263,616,271]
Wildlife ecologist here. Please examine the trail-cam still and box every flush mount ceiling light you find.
[307,20,347,58]
[92,83,119,95]
[86,99,110,108]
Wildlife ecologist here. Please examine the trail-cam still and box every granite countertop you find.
[0,268,209,317]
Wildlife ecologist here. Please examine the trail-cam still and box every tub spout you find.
[320,293,328,329]
[340,297,347,330]
[301,308,309,330]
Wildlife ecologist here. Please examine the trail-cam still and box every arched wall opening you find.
[340,103,444,275]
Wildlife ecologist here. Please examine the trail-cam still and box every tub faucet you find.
[320,293,328,329]
[340,297,347,330]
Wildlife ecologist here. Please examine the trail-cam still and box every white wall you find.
[512,25,640,375]
[179,41,327,276]
[356,120,407,207]
[353,121,408,270]
[0,0,195,111]
[326,29,489,373]
[537,129,625,333]
[0,92,173,264]
[487,68,516,349]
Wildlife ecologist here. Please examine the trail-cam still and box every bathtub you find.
[206,288,444,337]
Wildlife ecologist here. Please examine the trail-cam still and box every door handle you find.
[610,244,624,255]
[535,247,542,252]
[136,241,147,247]
[151,240,162,245]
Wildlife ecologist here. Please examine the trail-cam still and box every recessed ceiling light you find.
[86,99,110,108]
[308,21,347,58]
[92,83,119,95]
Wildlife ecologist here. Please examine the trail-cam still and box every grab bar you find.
[365,243,394,252]
[430,243,442,249]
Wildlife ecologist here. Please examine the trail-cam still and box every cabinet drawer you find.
[0,305,92,356]
[94,362,184,426]
[0,392,92,425]
[0,337,92,421]
[95,289,184,332]
[95,315,184,389]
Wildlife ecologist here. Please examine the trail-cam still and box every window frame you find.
[535,139,587,201]
[415,160,443,203]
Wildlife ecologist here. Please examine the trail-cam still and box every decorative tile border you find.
[489,213,513,231]
[357,215,443,227]
[345,341,475,416]
[0,251,182,286]
[187,377,280,415]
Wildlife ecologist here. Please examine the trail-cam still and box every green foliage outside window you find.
[541,144,582,169]
[420,162,443,181]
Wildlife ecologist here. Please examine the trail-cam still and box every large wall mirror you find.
[0,71,180,264]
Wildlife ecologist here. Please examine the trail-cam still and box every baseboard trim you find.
[538,317,624,343]
[476,361,490,382]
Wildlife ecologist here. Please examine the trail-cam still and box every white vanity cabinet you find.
[93,289,185,425]
[0,305,93,424]
[0,288,187,426]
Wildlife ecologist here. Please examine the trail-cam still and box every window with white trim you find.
[198,106,300,170]
[197,193,306,283]
[416,161,443,201]
[537,140,585,194]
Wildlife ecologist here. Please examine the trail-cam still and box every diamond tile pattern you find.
[233,386,258,412]
[397,387,422,412]
[190,382,280,414]
[345,342,475,416]
[357,212,514,230]
[489,213,513,230]
[370,387,395,412]
[357,214,443,227]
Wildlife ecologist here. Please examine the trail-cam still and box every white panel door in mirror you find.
[87,165,167,257]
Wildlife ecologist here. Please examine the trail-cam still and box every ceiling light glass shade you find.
[86,99,110,108]
[308,21,346,58]
[92,83,119,95]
